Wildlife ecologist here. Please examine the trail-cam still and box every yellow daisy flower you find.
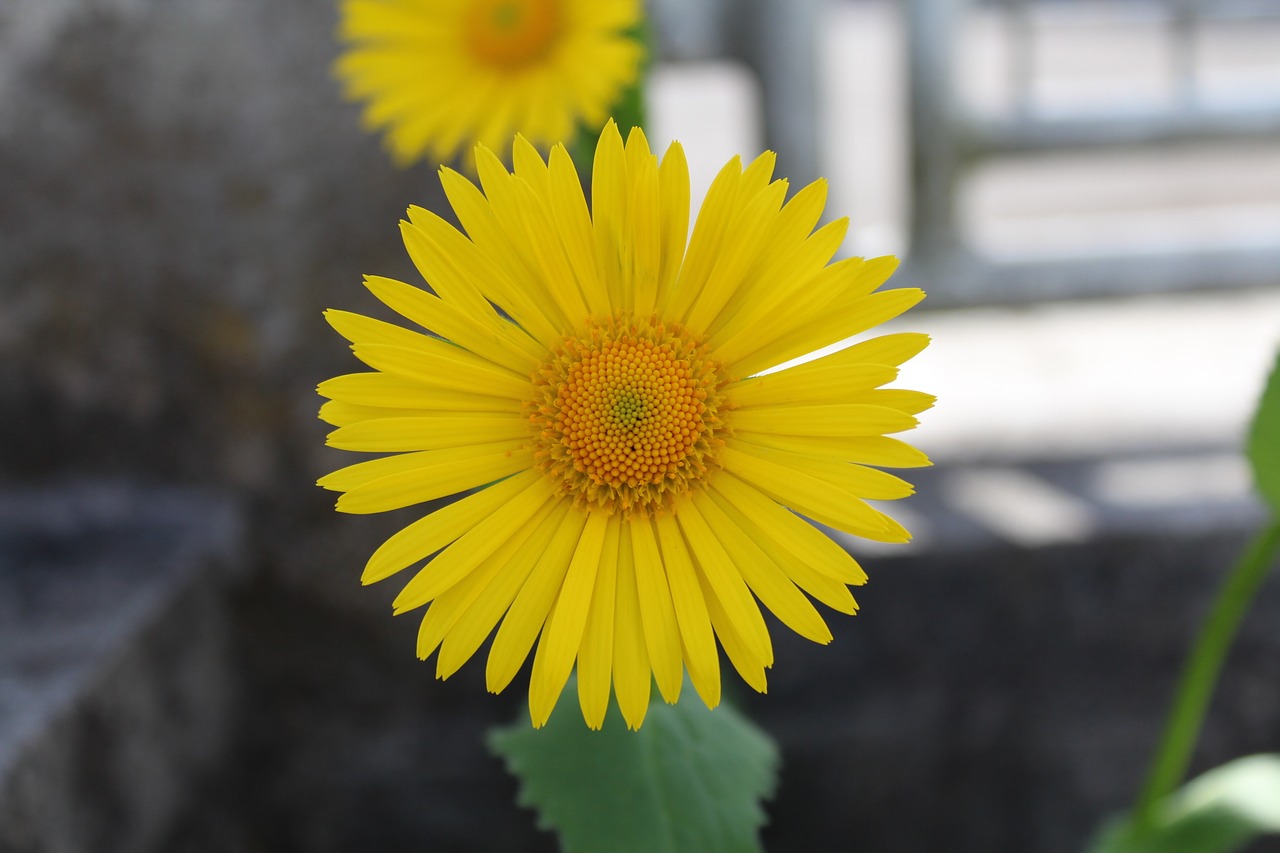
[318,122,933,730]
[334,0,644,167]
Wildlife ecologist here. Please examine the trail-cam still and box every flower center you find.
[528,318,727,515]
[464,0,560,70]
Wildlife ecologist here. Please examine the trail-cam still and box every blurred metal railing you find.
[905,0,1280,306]
[648,0,822,187]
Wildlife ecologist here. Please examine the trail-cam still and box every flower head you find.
[318,123,933,730]
[335,0,644,167]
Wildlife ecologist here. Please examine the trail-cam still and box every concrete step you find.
[0,483,244,853]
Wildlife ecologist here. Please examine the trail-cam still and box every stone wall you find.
[0,484,244,853]
[163,524,1280,853]
[0,0,434,498]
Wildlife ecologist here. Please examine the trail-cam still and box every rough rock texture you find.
[161,572,558,853]
[5,482,1276,853]
[68,511,1268,853]
[0,483,244,853]
[0,0,433,500]
[754,530,1280,853]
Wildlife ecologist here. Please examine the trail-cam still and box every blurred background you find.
[1,0,1278,850]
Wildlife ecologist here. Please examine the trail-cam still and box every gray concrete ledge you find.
[0,482,244,853]
[1,470,1274,853]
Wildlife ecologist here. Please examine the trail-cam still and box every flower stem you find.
[1130,518,1280,834]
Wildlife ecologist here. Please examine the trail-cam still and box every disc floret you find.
[528,316,728,514]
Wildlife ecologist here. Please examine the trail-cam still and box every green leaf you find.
[489,680,780,853]
[1248,348,1280,515]
[1089,754,1280,853]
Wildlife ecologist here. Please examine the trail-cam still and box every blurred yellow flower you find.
[318,123,932,730]
[335,0,644,167]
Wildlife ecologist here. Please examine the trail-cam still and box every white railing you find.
[904,0,1280,306]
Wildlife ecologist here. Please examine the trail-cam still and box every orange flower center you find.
[464,0,561,70]
[528,318,727,515]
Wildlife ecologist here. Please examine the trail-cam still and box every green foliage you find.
[489,682,779,853]
[1248,348,1280,515]
[1089,755,1280,853]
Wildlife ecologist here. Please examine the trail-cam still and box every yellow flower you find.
[318,123,933,730]
[334,0,644,167]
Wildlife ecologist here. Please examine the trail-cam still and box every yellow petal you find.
[852,389,938,416]
[623,125,654,170]
[390,476,556,613]
[317,445,465,493]
[511,134,551,198]
[486,509,588,694]
[326,413,528,452]
[720,445,908,542]
[700,572,768,694]
[705,478,862,615]
[711,472,869,587]
[333,441,531,514]
[529,511,609,727]
[473,149,577,335]
[732,287,925,379]
[740,149,777,190]
[676,501,772,666]
[510,178,591,326]
[731,403,918,438]
[683,179,788,335]
[833,331,931,368]
[707,214,846,346]
[733,432,933,469]
[612,523,652,729]
[404,201,554,346]
[654,141,690,312]
[437,167,563,347]
[319,399,437,428]
[654,513,720,709]
[690,490,832,644]
[360,469,543,584]
[324,308,434,349]
[548,144,611,318]
[764,254,900,336]
[416,500,555,665]
[627,151,662,318]
[727,438,915,501]
[318,372,515,412]
[576,515,621,730]
[714,256,901,372]
[351,343,531,399]
[363,273,543,371]
[592,119,629,311]
[729,180,829,320]
[629,514,684,704]
[397,213,504,323]
[726,362,898,409]
[661,154,742,321]
[437,501,570,680]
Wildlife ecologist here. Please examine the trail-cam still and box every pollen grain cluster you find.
[528,318,727,515]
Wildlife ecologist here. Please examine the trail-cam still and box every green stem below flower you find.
[1130,517,1280,836]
